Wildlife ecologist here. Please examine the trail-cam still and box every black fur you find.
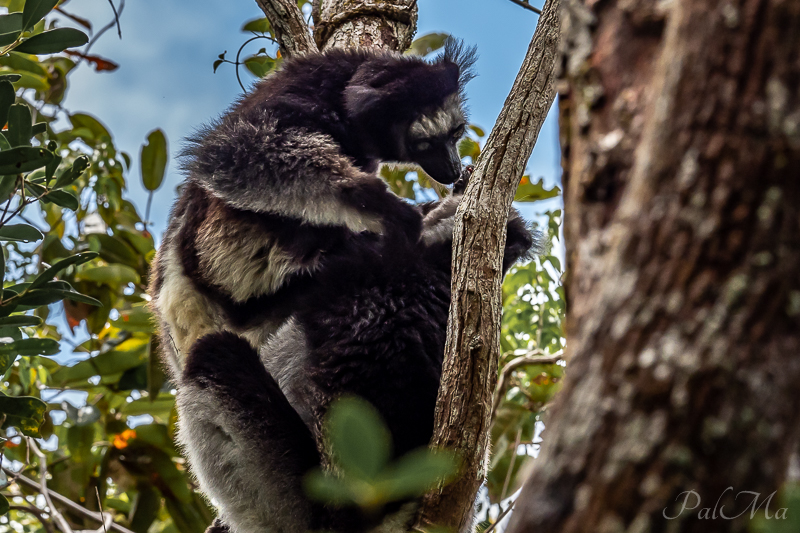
[182,188,536,533]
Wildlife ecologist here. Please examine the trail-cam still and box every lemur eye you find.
[452,125,466,139]
[414,141,432,152]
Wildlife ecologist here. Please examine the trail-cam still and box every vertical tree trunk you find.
[413,1,559,530]
[313,0,418,51]
[507,0,800,532]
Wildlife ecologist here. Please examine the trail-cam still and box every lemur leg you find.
[178,332,320,533]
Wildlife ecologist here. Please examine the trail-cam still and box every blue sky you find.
[58,0,560,237]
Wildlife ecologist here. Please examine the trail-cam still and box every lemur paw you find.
[452,164,473,195]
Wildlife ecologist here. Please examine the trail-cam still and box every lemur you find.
[175,169,538,533]
[150,40,477,378]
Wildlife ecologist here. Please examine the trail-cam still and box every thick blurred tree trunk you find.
[507,0,800,532]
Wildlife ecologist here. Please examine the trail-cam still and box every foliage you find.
[0,2,210,533]
[305,397,458,512]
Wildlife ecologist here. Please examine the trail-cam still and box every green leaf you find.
[0,175,16,199]
[243,55,278,78]
[14,27,88,55]
[0,223,43,242]
[76,264,141,286]
[0,74,21,83]
[0,315,42,327]
[31,121,45,135]
[44,151,61,180]
[326,397,391,480]
[69,113,111,140]
[6,103,31,147]
[140,128,168,191]
[406,32,450,57]
[380,449,458,500]
[0,493,9,516]
[0,392,46,437]
[241,17,271,34]
[469,125,486,138]
[514,177,561,202]
[21,0,59,31]
[0,337,59,356]
[111,307,153,333]
[29,251,98,290]
[0,52,48,77]
[41,188,79,210]
[0,13,22,47]
[8,70,48,92]
[0,146,53,175]
[53,154,89,188]
[0,80,16,129]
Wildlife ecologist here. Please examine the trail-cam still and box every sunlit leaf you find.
[514,176,560,202]
[406,32,450,57]
[241,17,271,34]
[76,264,141,286]
[0,392,46,437]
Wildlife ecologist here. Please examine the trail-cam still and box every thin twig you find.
[105,0,122,38]
[84,0,125,57]
[507,0,542,15]
[1,467,135,533]
[484,500,517,533]
[95,487,110,533]
[490,350,563,421]
[500,427,523,501]
[28,439,73,533]
[8,505,57,533]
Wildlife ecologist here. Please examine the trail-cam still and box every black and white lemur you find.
[150,40,537,533]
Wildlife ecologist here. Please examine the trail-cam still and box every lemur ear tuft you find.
[441,37,478,88]
[344,58,461,123]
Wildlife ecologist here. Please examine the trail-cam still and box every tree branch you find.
[29,440,73,533]
[413,0,560,529]
[253,0,318,56]
[491,351,564,420]
[2,466,135,533]
[507,0,542,15]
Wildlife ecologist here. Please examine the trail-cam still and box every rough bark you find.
[313,0,418,51]
[506,0,800,531]
[413,1,559,531]
[253,0,318,54]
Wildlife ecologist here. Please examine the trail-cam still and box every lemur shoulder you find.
[150,41,477,377]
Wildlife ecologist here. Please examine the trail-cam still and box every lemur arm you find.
[185,123,422,243]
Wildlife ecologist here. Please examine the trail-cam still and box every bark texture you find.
[254,0,318,54]
[413,1,559,530]
[313,0,418,51]
[506,0,800,531]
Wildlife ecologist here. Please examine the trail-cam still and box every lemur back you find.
[150,43,477,377]
[176,187,537,533]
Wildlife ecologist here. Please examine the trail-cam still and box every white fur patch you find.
[154,246,219,375]
[408,94,465,140]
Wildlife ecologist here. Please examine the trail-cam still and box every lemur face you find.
[405,94,467,185]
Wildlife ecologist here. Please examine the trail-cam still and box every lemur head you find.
[344,39,477,185]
